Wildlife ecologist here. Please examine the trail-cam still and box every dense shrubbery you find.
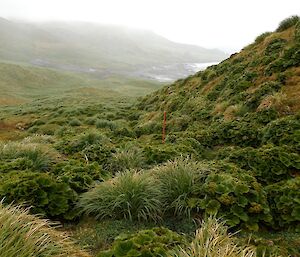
[266,178,300,229]
[98,227,186,257]
[227,145,300,183]
[53,160,106,193]
[56,131,114,166]
[0,172,76,219]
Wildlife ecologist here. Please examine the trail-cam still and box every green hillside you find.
[0,16,299,257]
[0,62,162,105]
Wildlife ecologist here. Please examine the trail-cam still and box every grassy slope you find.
[137,25,300,123]
[0,62,162,105]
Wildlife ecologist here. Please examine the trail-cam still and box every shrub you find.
[53,160,106,194]
[173,217,256,257]
[78,170,163,222]
[227,145,300,183]
[276,15,300,32]
[266,177,300,229]
[98,227,186,257]
[56,131,113,165]
[0,203,89,257]
[143,145,178,165]
[188,168,272,230]
[261,115,300,149]
[0,172,76,219]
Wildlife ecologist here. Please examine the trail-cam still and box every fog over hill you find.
[0,18,227,81]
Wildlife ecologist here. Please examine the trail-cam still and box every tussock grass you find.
[153,158,209,217]
[109,144,145,173]
[173,217,256,257]
[78,170,163,222]
[0,202,90,257]
[0,141,55,171]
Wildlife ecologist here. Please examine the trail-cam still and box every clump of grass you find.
[276,15,299,32]
[109,144,145,173]
[78,170,163,222]
[69,118,82,126]
[173,217,256,257]
[153,158,209,217]
[0,141,55,171]
[0,202,90,257]
[95,119,117,130]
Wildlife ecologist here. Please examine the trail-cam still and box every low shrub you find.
[98,227,186,257]
[227,145,300,183]
[0,172,76,219]
[266,177,300,229]
[53,160,106,194]
[78,170,163,222]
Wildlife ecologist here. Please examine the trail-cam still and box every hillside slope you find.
[134,17,300,229]
[0,19,227,75]
[0,62,161,105]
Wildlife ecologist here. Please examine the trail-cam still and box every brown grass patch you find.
[283,67,300,113]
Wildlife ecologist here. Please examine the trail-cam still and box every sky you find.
[1,0,299,53]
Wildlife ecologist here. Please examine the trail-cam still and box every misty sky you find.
[1,0,299,52]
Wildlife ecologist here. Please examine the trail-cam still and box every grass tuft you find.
[78,170,163,222]
[0,202,90,257]
[173,217,256,257]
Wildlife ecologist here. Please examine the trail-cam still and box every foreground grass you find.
[0,202,90,257]
[173,217,256,257]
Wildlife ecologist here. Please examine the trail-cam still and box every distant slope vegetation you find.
[0,18,226,73]
[135,17,300,229]
[0,62,162,105]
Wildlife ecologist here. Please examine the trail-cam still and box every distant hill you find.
[0,18,227,79]
[0,62,161,105]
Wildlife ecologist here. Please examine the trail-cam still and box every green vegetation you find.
[276,15,300,32]
[78,170,162,222]
[173,217,256,257]
[0,16,299,256]
[98,227,186,257]
[0,202,89,257]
